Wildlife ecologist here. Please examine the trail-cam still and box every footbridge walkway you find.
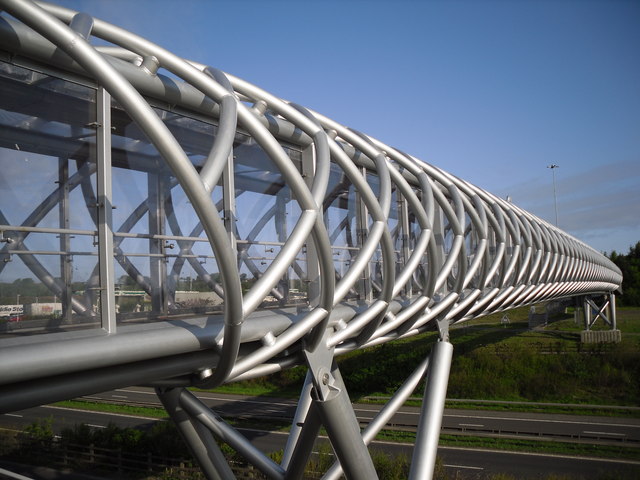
[0,1,623,478]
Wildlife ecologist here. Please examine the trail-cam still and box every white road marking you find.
[459,423,484,427]
[87,424,106,429]
[44,405,158,421]
[200,396,294,408]
[112,395,128,399]
[445,413,640,429]
[116,388,155,395]
[118,388,296,408]
[354,407,393,413]
[583,431,626,436]
[444,464,483,470]
[4,413,23,418]
[0,467,35,479]
[106,389,640,437]
[439,445,640,465]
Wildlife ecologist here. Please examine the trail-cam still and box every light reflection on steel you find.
[0,2,623,479]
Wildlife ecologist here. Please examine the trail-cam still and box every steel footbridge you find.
[0,1,622,478]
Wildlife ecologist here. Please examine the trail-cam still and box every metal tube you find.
[96,87,117,333]
[313,366,378,480]
[282,389,323,479]
[0,3,626,479]
[178,389,285,480]
[157,387,234,480]
[282,370,315,470]
[409,340,453,480]
[610,293,617,330]
[324,355,430,480]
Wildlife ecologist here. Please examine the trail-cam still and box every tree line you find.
[607,241,640,306]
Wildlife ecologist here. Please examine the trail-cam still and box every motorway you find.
[1,387,640,479]
[83,387,640,445]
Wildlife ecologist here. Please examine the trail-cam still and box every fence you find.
[0,434,307,479]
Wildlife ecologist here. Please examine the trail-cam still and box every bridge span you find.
[0,1,622,478]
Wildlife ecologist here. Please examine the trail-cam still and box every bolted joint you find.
[311,366,340,402]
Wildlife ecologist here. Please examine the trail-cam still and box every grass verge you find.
[359,397,640,418]
[55,399,168,419]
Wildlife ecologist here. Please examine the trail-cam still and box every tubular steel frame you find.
[0,1,623,479]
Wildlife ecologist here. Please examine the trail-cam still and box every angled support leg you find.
[408,340,453,480]
[323,355,430,480]
[282,370,315,470]
[304,339,378,480]
[177,388,285,480]
[282,370,323,479]
[156,387,234,480]
[315,363,377,480]
[283,403,323,480]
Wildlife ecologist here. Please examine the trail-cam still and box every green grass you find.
[47,305,640,473]
[357,397,640,418]
[55,400,169,418]
[208,306,640,410]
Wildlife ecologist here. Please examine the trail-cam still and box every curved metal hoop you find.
[0,0,622,385]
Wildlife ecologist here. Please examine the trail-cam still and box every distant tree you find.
[117,274,139,289]
[608,242,640,306]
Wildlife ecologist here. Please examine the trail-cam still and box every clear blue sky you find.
[54,0,640,255]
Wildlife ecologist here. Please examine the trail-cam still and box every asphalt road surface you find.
[1,388,639,479]
[85,387,640,444]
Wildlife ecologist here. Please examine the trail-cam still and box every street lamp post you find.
[547,164,559,226]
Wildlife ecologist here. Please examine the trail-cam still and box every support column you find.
[301,145,320,309]
[398,189,411,297]
[409,340,453,480]
[275,188,289,305]
[583,295,592,330]
[580,293,621,343]
[313,363,377,480]
[58,157,72,322]
[356,167,371,301]
[148,171,168,314]
[96,87,117,333]
[324,355,431,480]
[610,292,617,331]
[303,332,377,480]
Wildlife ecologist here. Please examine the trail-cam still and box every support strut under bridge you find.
[157,335,453,480]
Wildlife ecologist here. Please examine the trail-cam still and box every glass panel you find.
[0,61,98,335]
[234,133,305,307]
[324,163,359,299]
[366,172,399,296]
[111,103,227,320]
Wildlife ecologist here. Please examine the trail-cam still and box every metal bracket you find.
[301,331,378,480]
[0,231,13,244]
[436,317,450,342]
[303,331,339,401]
